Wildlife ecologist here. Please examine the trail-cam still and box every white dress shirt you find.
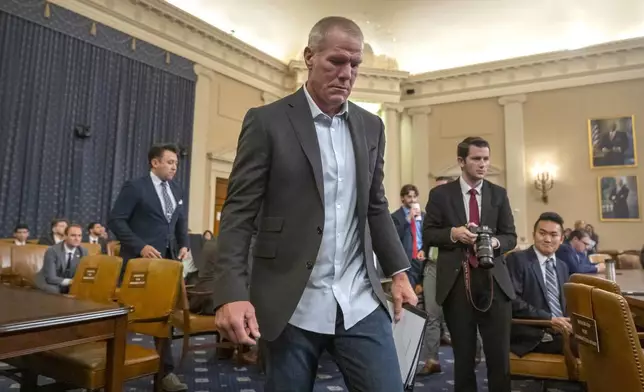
[459,176,482,223]
[150,172,177,213]
[533,247,556,283]
[13,240,26,246]
[88,235,100,244]
[62,244,77,286]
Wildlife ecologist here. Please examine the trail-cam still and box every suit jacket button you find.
[306,261,314,269]
[316,226,323,235]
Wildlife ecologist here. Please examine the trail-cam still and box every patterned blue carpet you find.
[0,334,583,391]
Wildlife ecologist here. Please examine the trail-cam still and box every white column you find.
[407,106,432,207]
[188,64,216,233]
[399,111,413,185]
[498,94,528,245]
[382,103,403,204]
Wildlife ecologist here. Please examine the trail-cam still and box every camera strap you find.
[462,251,494,313]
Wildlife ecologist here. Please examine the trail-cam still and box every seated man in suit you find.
[35,224,87,294]
[13,223,30,246]
[556,230,605,274]
[507,212,573,357]
[38,218,68,246]
[84,222,108,254]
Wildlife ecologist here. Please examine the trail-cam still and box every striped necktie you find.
[160,181,175,222]
[545,258,563,317]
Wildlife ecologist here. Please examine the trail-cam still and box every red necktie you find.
[411,216,418,260]
[468,189,479,267]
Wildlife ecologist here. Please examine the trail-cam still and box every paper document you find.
[387,297,428,390]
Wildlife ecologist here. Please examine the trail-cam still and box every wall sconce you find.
[532,163,556,203]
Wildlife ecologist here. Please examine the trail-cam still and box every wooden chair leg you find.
[180,333,190,365]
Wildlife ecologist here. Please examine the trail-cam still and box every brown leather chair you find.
[81,242,102,256]
[564,282,644,392]
[107,241,120,257]
[18,258,183,391]
[8,244,48,287]
[569,273,621,295]
[68,255,123,303]
[0,242,12,283]
[171,279,236,364]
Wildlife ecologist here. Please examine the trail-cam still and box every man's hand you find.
[551,316,573,334]
[451,226,478,245]
[177,247,189,260]
[417,249,426,261]
[215,301,261,346]
[596,262,606,273]
[140,245,162,258]
[391,272,418,322]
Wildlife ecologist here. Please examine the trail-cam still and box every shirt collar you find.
[303,84,349,119]
[64,243,76,254]
[459,176,483,196]
[533,246,555,266]
[89,235,99,242]
[150,171,165,187]
[14,240,25,246]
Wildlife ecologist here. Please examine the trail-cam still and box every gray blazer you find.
[213,88,410,341]
[35,242,88,293]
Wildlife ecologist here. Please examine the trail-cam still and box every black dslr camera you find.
[470,225,495,269]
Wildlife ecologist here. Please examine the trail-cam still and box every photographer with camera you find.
[423,137,517,392]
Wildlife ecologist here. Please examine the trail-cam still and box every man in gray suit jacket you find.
[35,224,87,294]
[213,16,417,392]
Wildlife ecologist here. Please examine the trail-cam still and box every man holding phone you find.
[391,184,426,288]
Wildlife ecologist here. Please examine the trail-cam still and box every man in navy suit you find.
[506,212,574,357]
[556,230,605,274]
[108,143,189,392]
[391,184,425,287]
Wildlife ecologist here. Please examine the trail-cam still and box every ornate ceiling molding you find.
[288,60,409,103]
[53,0,290,96]
[402,37,644,107]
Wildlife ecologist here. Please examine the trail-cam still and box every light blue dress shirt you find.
[288,86,379,334]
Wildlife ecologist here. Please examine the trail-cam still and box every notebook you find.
[387,297,429,390]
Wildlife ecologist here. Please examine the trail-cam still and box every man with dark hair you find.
[507,212,573,357]
[38,218,68,246]
[84,222,108,254]
[556,230,605,274]
[423,136,517,392]
[13,224,30,246]
[213,16,416,391]
[108,142,189,391]
[391,184,425,287]
[34,224,87,294]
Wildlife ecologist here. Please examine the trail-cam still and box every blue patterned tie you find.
[160,181,174,222]
[545,258,563,317]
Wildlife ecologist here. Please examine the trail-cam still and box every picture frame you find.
[588,116,637,168]
[598,175,640,221]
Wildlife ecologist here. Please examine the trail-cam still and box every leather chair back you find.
[564,282,644,392]
[0,242,12,281]
[107,241,120,257]
[69,255,123,303]
[10,244,48,287]
[569,273,621,295]
[81,243,102,256]
[118,258,182,337]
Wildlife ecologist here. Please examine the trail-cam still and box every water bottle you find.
[605,259,616,281]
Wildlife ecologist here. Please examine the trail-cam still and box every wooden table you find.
[609,270,644,295]
[0,286,129,391]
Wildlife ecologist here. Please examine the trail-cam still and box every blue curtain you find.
[0,10,196,237]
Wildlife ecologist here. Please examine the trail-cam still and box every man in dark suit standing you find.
[391,184,426,288]
[599,123,630,166]
[507,212,573,357]
[423,137,517,392]
[213,16,416,392]
[108,143,189,392]
[34,224,87,294]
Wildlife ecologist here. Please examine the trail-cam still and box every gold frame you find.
[587,115,637,169]
[597,176,641,222]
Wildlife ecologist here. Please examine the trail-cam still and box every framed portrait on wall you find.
[588,116,637,168]
[598,176,640,221]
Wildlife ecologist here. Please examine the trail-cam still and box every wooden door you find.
[213,177,229,235]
